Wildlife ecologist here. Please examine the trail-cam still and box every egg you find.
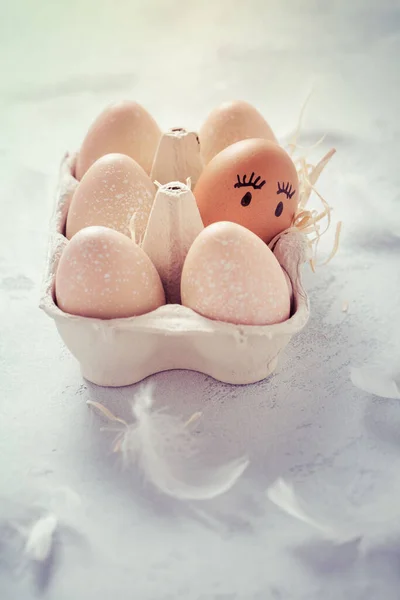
[194,138,299,245]
[56,226,165,319]
[66,153,155,241]
[199,100,277,165]
[181,222,291,326]
[75,101,162,180]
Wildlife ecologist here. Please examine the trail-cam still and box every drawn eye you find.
[275,201,283,217]
[234,173,266,190]
[277,181,296,200]
[241,191,252,207]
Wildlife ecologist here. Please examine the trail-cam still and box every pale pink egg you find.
[199,100,277,165]
[56,226,165,319]
[66,153,155,241]
[75,101,162,180]
[181,222,291,326]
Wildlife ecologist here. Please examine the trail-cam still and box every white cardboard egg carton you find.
[40,129,310,387]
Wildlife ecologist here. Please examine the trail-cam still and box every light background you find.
[1,1,400,599]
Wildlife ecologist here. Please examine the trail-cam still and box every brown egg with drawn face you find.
[194,139,299,245]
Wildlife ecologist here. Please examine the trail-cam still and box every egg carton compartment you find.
[40,139,310,387]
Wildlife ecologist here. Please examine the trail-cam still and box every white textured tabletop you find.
[1,1,400,599]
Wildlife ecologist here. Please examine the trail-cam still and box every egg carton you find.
[40,129,310,387]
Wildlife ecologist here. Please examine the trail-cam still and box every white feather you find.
[24,513,58,562]
[350,366,400,399]
[267,479,359,543]
[91,385,248,500]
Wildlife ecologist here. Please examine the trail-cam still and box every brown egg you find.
[181,222,290,326]
[66,153,155,241]
[199,100,277,165]
[56,226,165,319]
[75,101,162,180]
[194,139,299,245]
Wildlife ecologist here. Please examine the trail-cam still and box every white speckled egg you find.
[66,153,155,241]
[56,226,165,319]
[181,222,290,326]
[199,100,277,165]
[75,100,162,180]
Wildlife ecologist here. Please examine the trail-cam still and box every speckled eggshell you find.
[199,100,277,165]
[66,153,155,241]
[75,101,162,180]
[56,226,165,319]
[194,138,299,245]
[181,221,291,326]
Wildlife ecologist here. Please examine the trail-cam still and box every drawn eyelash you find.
[277,181,295,199]
[234,172,266,190]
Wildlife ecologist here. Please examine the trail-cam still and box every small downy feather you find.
[88,385,248,501]
[24,513,58,562]
[350,366,400,399]
[267,478,359,544]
